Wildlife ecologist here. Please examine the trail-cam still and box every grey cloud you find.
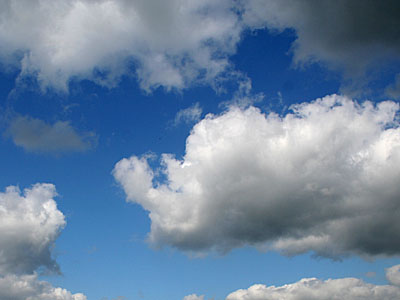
[0,274,86,300]
[114,94,400,257]
[0,184,65,275]
[1,1,398,93]
[242,0,400,93]
[386,75,400,99]
[243,0,400,71]
[0,183,87,298]
[6,116,97,153]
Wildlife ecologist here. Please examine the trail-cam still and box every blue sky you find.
[1,1,400,300]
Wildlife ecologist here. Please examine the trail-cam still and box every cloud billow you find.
[0,0,241,91]
[114,94,400,257]
[0,183,86,299]
[185,264,400,300]
[226,277,400,300]
[2,1,399,94]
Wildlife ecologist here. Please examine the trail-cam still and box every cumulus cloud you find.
[0,183,65,275]
[114,94,400,257]
[0,274,86,300]
[6,116,97,153]
[242,0,400,89]
[0,183,87,298]
[174,102,202,126]
[0,0,243,91]
[1,1,398,93]
[226,277,400,300]
[386,265,400,287]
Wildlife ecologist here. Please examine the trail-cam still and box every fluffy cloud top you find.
[226,277,400,300]
[0,183,65,275]
[0,274,86,300]
[114,95,400,257]
[0,183,87,298]
[6,116,97,153]
[386,265,400,287]
[0,0,241,91]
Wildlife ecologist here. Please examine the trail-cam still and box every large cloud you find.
[0,274,86,300]
[114,94,400,257]
[5,115,97,153]
[0,0,241,91]
[226,277,400,300]
[242,0,400,91]
[1,1,399,93]
[185,265,400,299]
[0,183,65,274]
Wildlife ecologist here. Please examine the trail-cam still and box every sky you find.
[1,1,400,299]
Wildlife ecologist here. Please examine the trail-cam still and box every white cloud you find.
[386,265,400,287]
[0,274,86,300]
[6,116,97,153]
[0,0,242,91]
[183,294,204,300]
[174,102,202,126]
[114,94,400,257]
[0,183,65,275]
[226,277,400,300]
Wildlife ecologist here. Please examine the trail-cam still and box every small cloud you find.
[386,265,400,286]
[183,294,204,300]
[365,271,376,278]
[5,115,97,154]
[386,74,400,99]
[174,102,202,126]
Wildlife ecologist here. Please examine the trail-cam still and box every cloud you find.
[225,277,400,300]
[174,102,202,126]
[6,116,97,153]
[0,183,87,298]
[242,0,400,89]
[1,1,399,93]
[0,183,65,275]
[386,265,400,287]
[183,294,204,300]
[0,274,86,300]
[386,75,400,99]
[0,0,243,91]
[1,1,398,93]
[114,94,400,257]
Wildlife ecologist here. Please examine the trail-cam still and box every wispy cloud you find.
[174,102,202,126]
